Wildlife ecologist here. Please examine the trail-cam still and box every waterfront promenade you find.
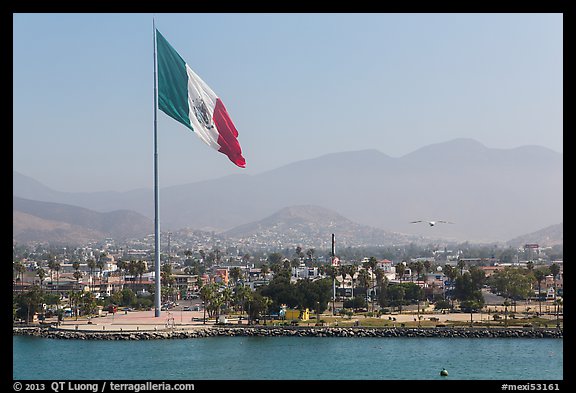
[39,306,560,333]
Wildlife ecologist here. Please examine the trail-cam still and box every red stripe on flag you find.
[212,98,246,168]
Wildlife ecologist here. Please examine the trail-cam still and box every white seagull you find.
[411,220,454,226]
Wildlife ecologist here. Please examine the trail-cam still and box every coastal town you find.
[13,230,564,335]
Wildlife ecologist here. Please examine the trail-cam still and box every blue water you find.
[13,336,563,380]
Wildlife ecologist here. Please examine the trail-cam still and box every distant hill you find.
[13,197,153,245]
[506,223,563,248]
[223,205,431,248]
[13,138,563,243]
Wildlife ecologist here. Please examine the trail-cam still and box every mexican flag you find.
[156,29,246,168]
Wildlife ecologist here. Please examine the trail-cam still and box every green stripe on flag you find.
[156,29,193,130]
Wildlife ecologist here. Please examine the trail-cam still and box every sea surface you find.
[13,335,563,380]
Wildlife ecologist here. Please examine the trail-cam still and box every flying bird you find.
[411,220,454,226]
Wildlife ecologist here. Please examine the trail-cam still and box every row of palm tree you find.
[197,281,273,324]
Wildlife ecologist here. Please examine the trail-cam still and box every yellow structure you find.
[284,308,310,321]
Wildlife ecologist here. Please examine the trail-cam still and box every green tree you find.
[116,259,127,290]
[267,252,284,266]
[229,267,242,285]
[200,283,224,321]
[294,278,332,314]
[161,263,175,302]
[387,284,406,313]
[36,267,47,290]
[357,268,370,308]
[234,284,252,319]
[81,291,98,316]
[375,267,388,309]
[53,261,61,295]
[69,290,82,320]
[533,268,548,314]
[490,267,533,313]
[96,258,105,289]
[395,262,406,282]
[261,296,273,325]
[13,260,26,291]
[87,259,96,293]
[221,287,234,314]
[14,285,44,323]
[73,270,83,288]
[457,259,466,276]
[260,264,270,282]
[306,248,315,264]
[554,297,563,328]
[549,263,561,298]
[259,273,299,309]
[324,265,339,315]
[343,296,367,311]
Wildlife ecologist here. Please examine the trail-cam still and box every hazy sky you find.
[13,13,563,193]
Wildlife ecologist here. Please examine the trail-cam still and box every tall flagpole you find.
[153,18,161,318]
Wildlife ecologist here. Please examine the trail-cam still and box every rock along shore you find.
[14,325,563,340]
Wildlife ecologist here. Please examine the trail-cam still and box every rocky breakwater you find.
[14,325,563,340]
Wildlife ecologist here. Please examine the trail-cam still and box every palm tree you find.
[349,264,357,298]
[229,267,242,285]
[53,261,61,297]
[13,260,26,291]
[72,261,82,291]
[161,263,174,302]
[234,284,251,320]
[357,268,370,309]
[262,296,273,325]
[127,260,137,291]
[415,261,424,283]
[374,267,386,310]
[36,267,47,290]
[212,247,221,265]
[87,258,96,294]
[47,257,57,286]
[395,262,406,282]
[324,265,338,315]
[260,264,270,282]
[69,290,82,320]
[73,270,83,289]
[423,260,432,276]
[457,259,466,276]
[184,249,193,264]
[549,263,561,299]
[364,257,378,310]
[243,290,255,325]
[338,265,348,300]
[96,258,105,291]
[533,269,547,315]
[199,284,211,324]
[129,260,147,293]
[554,297,563,328]
[306,248,315,265]
[444,264,458,307]
[290,258,300,277]
[295,246,303,261]
[221,287,233,315]
[408,261,418,281]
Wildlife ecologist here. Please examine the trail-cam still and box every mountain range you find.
[13,138,563,244]
[13,196,153,245]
